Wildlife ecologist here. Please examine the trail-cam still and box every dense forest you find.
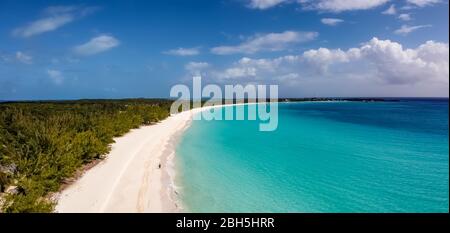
[0,99,173,213]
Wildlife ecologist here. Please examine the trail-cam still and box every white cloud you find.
[300,0,390,12]
[74,35,120,56]
[211,31,318,55]
[302,47,361,73]
[398,13,412,21]
[357,38,448,84]
[204,38,448,86]
[47,69,64,84]
[247,0,288,9]
[13,15,73,38]
[164,47,200,56]
[406,0,441,7]
[394,24,431,35]
[321,18,344,26]
[246,0,391,11]
[382,4,396,15]
[12,5,97,38]
[15,51,33,64]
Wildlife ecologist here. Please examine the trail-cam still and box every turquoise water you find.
[175,100,449,213]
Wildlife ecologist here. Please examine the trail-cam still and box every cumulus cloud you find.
[247,0,288,9]
[15,51,33,64]
[398,13,412,21]
[358,38,448,84]
[382,4,396,15]
[321,18,344,26]
[303,47,361,73]
[47,69,64,84]
[164,47,200,56]
[12,5,98,38]
[74,35,120,56]
[203,38,448,86]
[394,24,432,35]
[299,0,389,12]
[211,31,318,55]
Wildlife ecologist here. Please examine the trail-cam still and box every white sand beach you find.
[55,106,216,213]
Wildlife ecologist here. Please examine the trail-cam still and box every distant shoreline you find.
[1,97,449,104]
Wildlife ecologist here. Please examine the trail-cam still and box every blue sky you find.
[0,0,448,100]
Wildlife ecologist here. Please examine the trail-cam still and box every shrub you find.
[0,99,173,212]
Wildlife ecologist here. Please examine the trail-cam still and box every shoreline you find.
[55,103,246,213]
[55,105,216,212]
[54,101,322,212]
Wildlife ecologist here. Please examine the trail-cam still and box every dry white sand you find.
[55,105,217,213]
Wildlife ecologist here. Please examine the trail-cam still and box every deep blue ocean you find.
[175,99,449,212]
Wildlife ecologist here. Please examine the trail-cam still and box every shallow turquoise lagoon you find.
[175,100,449,213]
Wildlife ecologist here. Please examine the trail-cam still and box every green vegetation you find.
[0,99,172,213]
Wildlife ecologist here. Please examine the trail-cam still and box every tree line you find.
[0,99,172,212]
